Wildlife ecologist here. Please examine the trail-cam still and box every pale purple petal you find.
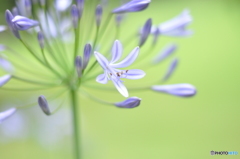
[96,71,108,84]
[0,74,11,87]
[111,46,139,68]
[0,25,7,32]
[115,97,141,108]
[94,52,109,70]
[112,0,151,14]
[111,40,123,63]
[153,44,177,64]
[0,108,16,123]
[162,58,178,81]
[139,18,152,46]
[112,77,129,97]
[5,10,20,39]
[124,69,146,80]
[0,58,14,73]
[55,0,72,11]
[151,84,196,97]
[164,29,193,37]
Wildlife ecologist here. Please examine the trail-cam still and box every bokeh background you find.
[0,0,240,159]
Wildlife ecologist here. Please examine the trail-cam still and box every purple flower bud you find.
[12,15,39,30]
[76,0,84,16]
[112,0,151,14]
[0,74,11,87]
[37,31,44,49]
[115,97,141,108]
[115,14,125,27]
[151,84,196,97]
[38,95,51,116]
[95,5,103,27]
[162,58,178,81]
[139,18,152,46]
[24,0,32,16]
[75,56,83,77]
[83,44,92,69]
[153,44,177,64]
[12,7,19,17]
[0,108,16,123]
[5,10,20,39]
[71,4,80,29]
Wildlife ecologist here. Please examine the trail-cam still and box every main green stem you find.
[70,90,81,159]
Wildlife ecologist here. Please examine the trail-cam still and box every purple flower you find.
[71,4,80,28]
[12,15,39,30]
[83,44,92,69]
[0,108,17,123]
[151,84,196,97]
[0,74,11,87]
[94,40,146,97]
[95,5,103,26]
[112,0,151,14]
[154,9,193,37]
[5,10,20,38]
[115,97,141,108]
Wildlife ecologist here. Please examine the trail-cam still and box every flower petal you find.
[111,40,123,63]
[124,69,146,79]
[0,25,7,32]
[0,74,11,87]
[0,108,16,123]
[110,46,139,68]
[162,58,178,81]
[112,77,129,97]
[96,72,108,84]
[115,97,141,108]
[153,43,177,64]
[94,51,109,70]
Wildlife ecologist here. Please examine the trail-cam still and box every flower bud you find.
[0,74,11,87]
[83,44,92,69]
[112,0,151,14]
[12,7,19,16]
[37,31,44,49]
[71,4,80,29]
[0,108,16,123]
[76,0,84,16]
[5,10,20,39]
[151,84,196,97]
[38,95,51,116]
[75,56,83,77]
[139,18,152,46]
[153,44,177,64]
[12,15,39,30]
[95,5,103,27]
[162,58,178,81]
[115,97,141,108]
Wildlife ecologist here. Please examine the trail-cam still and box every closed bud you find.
[76,0,84,16]
[12,15,39,30]
[5,10,20,39]
[95,5,103,27]
[12,7,19,16]
[162,58,178,81]
[115,97,141,108]
[37,31,44,49]
[139,18,152,46]
[0,108,16,123]
[151,84,196,97]
[38,95,51,116]
[71,4,80,29]
[112,0,151,14]
[83,44,92,69]
[0,74,11,87]
[153,44,177,64]
[75,56,83,77]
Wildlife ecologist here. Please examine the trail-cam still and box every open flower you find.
[94,40,146,97]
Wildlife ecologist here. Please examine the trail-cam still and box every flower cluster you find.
[0,0,196,146]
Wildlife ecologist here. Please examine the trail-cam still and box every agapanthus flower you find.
[0,0,197,158]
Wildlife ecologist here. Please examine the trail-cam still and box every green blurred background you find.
[0,0,240,159]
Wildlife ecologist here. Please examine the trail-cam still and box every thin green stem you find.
[70,90,81,159]
[12,75,57,86]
